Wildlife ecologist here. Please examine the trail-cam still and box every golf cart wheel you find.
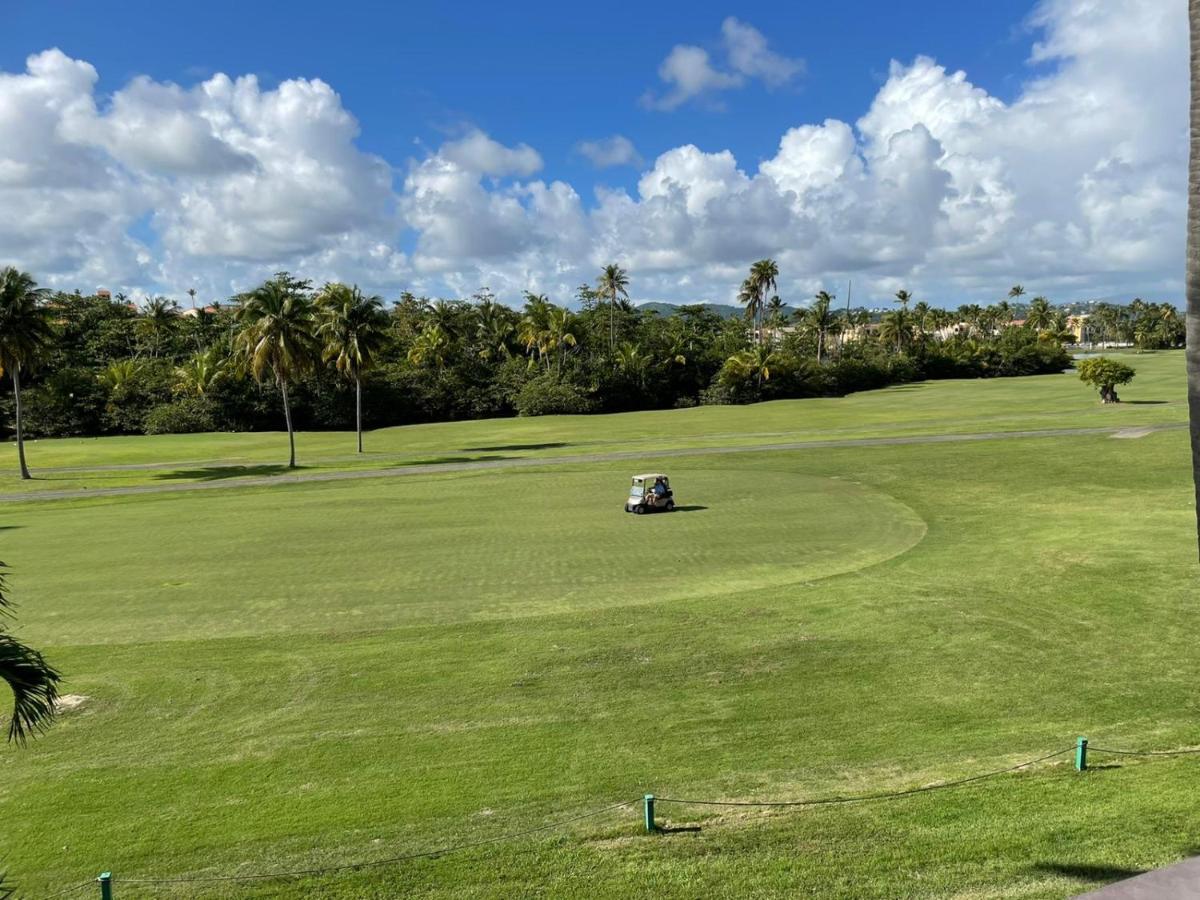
[634,505,646,515]
[666,500,675,511]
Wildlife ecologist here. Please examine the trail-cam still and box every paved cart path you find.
[0,423,1185,504]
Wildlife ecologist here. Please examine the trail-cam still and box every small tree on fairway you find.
[1078,357,1135,404]
[0,268,53,479]
[0,564,59,744]
[235,276,318,468]
[315,283,389,453]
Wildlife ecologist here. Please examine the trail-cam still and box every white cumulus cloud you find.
[0,0,1187,307]
[576,135,643,169]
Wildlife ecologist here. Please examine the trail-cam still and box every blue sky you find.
[0,0,1186,307]
[7,0,1039,200]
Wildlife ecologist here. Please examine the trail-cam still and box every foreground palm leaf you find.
[0,565,59,744]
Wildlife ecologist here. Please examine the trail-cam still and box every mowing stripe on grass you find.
[3,422,1186,504]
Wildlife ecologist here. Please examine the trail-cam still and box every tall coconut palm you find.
[800,291,837,363]
[407,323,451,371]
[0,268,53,480]
[744,259,780,346]
[543,305,578,376]
[316,283,389,453]
[235,278,318,468]
[894,289,912,310]
[0,564,59,743]
[596,264,629,353]
[1008,284,1026,302]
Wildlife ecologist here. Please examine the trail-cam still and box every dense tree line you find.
[0,261,1121,468]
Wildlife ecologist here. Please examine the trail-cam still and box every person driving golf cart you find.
[625,473,675,514]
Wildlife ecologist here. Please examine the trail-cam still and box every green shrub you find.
[514,376,594,416]
[143,397,218,435]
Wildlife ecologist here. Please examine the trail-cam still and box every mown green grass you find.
[0,350,1186,494]
[0,354,1197,898]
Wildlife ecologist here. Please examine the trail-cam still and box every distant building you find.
[181,305,220,318]
[96,289,111,300]
[1065,314,1091,342]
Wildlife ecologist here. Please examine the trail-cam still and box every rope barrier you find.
[654,747,1074,808]
[1087,746,1200,757]
[34,738,1200,896]
[37,880,95,899]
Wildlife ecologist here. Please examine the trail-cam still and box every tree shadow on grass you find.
[0,525,22,531]
[397,455,515,467]
[1029,862,1146,882]
[1123,400,1169,405]
[154,464,297,482]
[459,442,570,452]
[672,505,709,513]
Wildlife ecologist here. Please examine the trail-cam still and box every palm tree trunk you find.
[817,331,825,365]
[609,293,614,354]
[281,379,296,468]
[355,376,363,454]
[13,365,30,480]
[1189,0,1200,559]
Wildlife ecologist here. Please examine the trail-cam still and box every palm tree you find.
[475,299,517,362]
[894,289,912,309]
[316,283,389,453]
[615,341,651,388]
[742,259,780,346]
[0,268,53,480]
[800,291,837,363]
[543,305,578,376]
[173,349,225,397]
[1026,297,1053,332]
[408,323,451,371]
[765,295,787,330]
[186,287,198,310]
[724,344,779,390]
[1008,284,1026,302]
[0,564,59,744]
[518,293,553,368]
[235,277,318,468]
[596,264,629,353]
[140,297,179,357]
[879,308,912,354]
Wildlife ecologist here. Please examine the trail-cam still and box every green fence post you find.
[643,794,656,833]
[1075,737,1088,772]
[98,872,113,900]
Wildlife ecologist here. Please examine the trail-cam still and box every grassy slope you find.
[0,353,1197,898]
[0,351,1186,494]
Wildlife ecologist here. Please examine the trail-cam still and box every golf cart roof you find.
[632,473,668,481]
